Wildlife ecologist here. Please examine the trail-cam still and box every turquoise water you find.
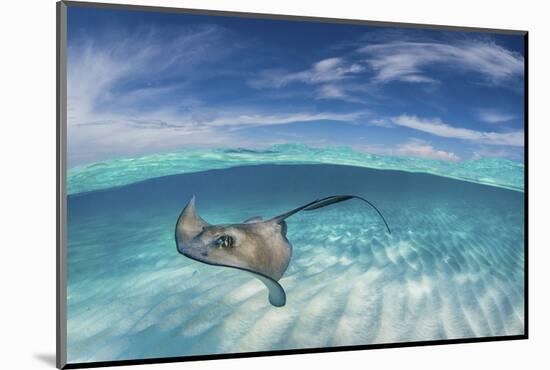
[67,144,524,194]
[66,163,525,364]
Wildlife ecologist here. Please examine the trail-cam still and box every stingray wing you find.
[248,270,286,307]
[243,216,263,224]
[175,195,210,247]
[270,195,391,234]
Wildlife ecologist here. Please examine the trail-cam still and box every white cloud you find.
[67,26,371,166]
[66,26,236,164]
[317,84,348,99]
[249,39,523,103]
[352,139,459,162]
[67,119,231,166]
[470,145,523,161]
[249,57,364,89]
[304,57,364,83]
[368,118,393,127]
[205,111,364,128]
[249,58,371,103]
[77,111,365,130]
[359,41,524,85]
[69,108,366,166]
[68,109,366,165]
[396,139,460,162]
[315,83,369,103]
[392,115,524,146]
[477,109,517,124]
[67,24,227,126]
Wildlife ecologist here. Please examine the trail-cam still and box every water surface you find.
[68,144,524,194]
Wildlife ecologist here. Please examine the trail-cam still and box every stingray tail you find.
[270,195,391,234]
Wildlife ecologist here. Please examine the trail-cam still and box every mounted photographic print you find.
[57,1,528,368]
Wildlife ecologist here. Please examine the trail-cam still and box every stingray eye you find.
[215,235,234,248]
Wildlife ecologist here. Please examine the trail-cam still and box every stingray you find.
[175,195,391,307]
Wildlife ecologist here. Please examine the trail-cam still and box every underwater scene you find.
[66,150,525,363]
[65,3,526,365]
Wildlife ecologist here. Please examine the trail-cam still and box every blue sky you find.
[67,5,525,166]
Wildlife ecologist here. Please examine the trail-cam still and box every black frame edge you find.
[57,1,68,369]
[523,32,529,339]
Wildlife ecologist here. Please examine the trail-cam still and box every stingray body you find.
[175,195,391,307]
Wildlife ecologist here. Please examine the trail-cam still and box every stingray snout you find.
[177,237,209,259]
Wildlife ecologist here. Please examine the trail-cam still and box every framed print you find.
[57,1,528,368]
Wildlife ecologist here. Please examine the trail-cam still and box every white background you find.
[1,0,548,369]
